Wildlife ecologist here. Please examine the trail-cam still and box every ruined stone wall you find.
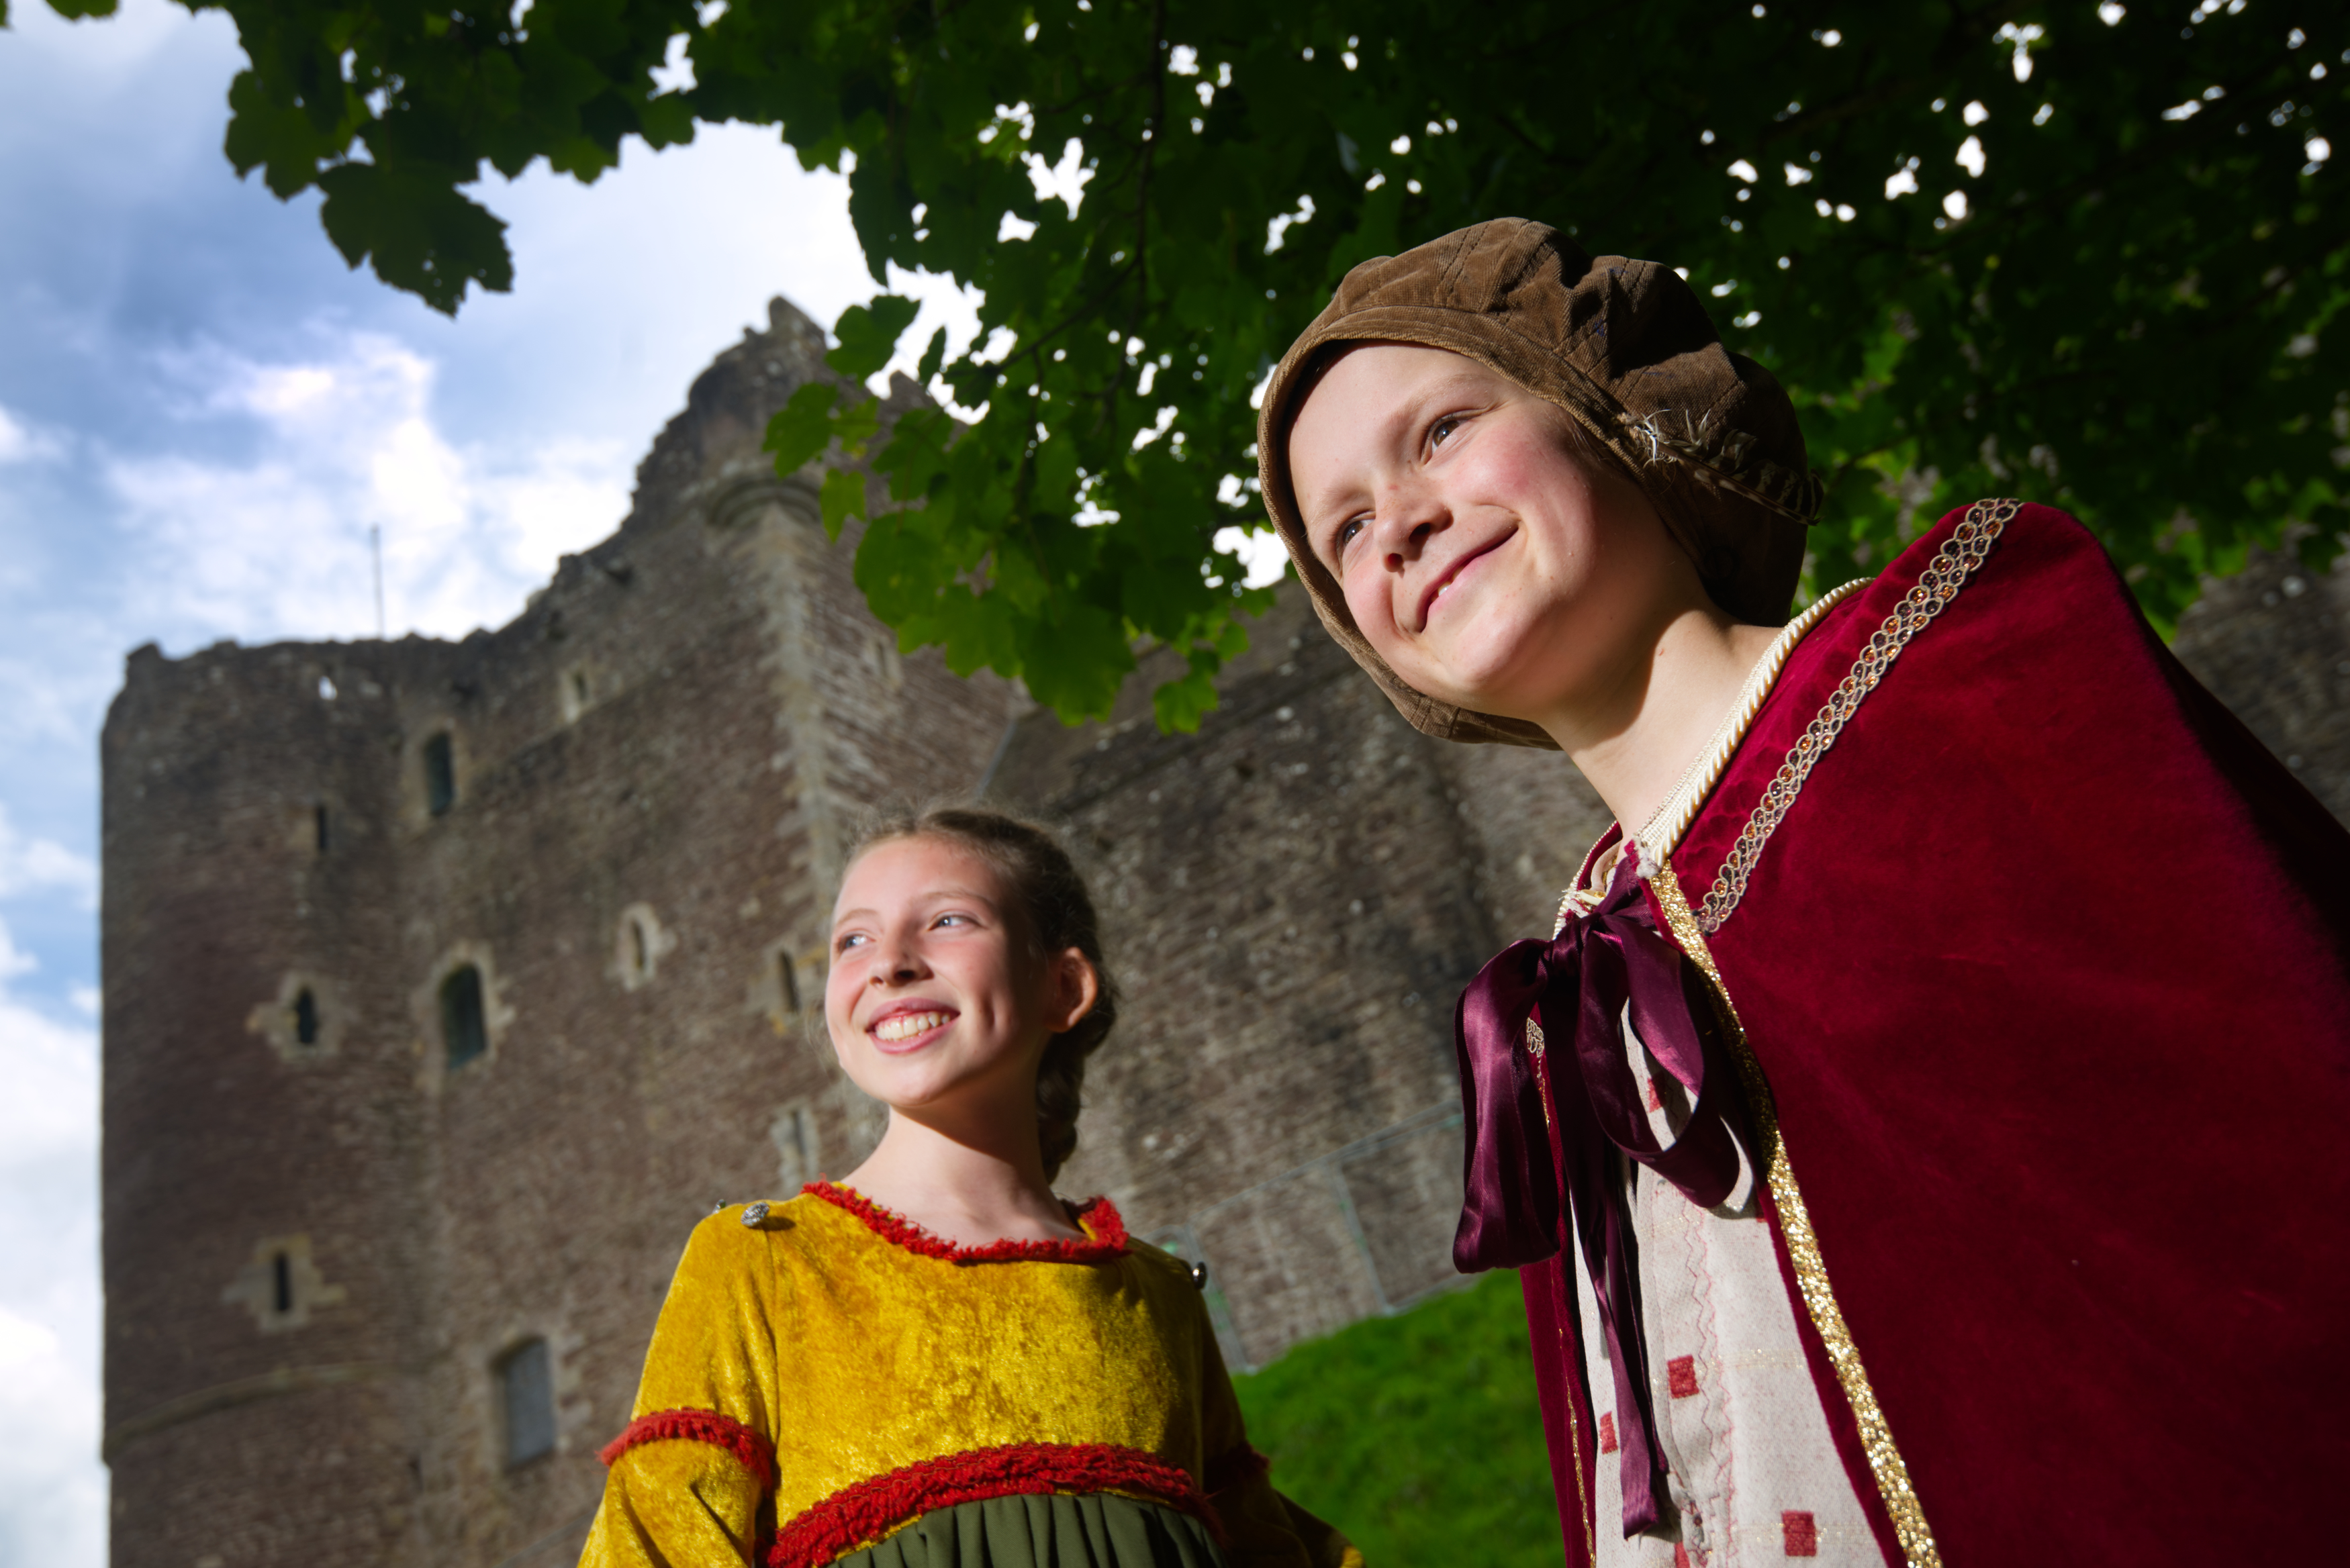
[103,636,451,1568]
[2171,540,2350,824]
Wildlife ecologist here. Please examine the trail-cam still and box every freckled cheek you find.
[1342,570,1402,648]
[1461,438,1561,503]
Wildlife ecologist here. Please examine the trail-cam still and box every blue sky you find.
[0,1,1010,1557]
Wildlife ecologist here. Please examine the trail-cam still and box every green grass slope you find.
[1232,1272,1563,1567]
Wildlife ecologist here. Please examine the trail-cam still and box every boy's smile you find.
[1415,526,1513,632]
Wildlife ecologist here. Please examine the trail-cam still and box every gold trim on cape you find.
[1695,497,2020,933]
[1634,578,1867,861]
[1650,865,1942,1568]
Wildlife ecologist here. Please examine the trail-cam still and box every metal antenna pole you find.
[371,525,386,639]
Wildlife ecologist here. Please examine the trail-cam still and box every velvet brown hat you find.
[1256,217,1821,748]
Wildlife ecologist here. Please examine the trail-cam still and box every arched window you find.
[498,1338,556,1467]
[616,905,665,990]
[423,732,456,817]
[441,965,488,1069]
[292,987,320,1048]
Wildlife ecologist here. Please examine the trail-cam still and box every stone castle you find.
[98,298,2350,1567]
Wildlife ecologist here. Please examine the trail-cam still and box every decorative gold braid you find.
[1651,865,1942,1568]
[1696,499,2019,934]
[1562,1320,1594,1567]
[1634,579,1867,863]
[1523,1017,1591,1562]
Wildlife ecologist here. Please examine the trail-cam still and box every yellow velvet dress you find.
[580,1183,1361,1568]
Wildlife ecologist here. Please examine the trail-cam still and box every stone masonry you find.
[99,297,2350,1568]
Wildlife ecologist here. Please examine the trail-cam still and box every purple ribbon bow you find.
[1451,848,1746,1539]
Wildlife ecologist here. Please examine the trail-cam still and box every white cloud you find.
[106,328,634,645]
[0,804,99,908]
[0,407,68,467]
[0,915,104,1567]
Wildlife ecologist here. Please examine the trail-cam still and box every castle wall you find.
[102,635,451,1567]
[2171,540,2350,823]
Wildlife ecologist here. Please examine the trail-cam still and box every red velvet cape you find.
[1517,501,2350,1563]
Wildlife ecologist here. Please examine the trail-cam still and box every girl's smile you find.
[825,836,1097,1121]
[867,1001,957,1050]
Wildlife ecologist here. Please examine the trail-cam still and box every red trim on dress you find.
[767,1441,1219,1568]
[600,1407,777,1483]
[804,1182,1129,1263]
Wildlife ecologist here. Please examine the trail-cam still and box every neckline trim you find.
[1632,579,1866,863]
[805,1181,1130,1263]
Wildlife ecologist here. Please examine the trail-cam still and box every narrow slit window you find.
[442,965,488,1069]
[313,804,330,852]
[292,988,320,1048]
[271,1251,293,1315]
[500,1338,556,1467]
[423,733,456,817]
[778,951,800,1013]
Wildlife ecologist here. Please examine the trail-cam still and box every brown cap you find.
[1256,217,1820,748]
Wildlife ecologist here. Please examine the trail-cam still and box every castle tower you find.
[102,632,447,1566]
[101,300,1021,1566]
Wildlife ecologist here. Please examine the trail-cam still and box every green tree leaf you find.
[97,0,2350,728]
[818,465,869,540]
[763,382,843,475]
[825,294,921,384]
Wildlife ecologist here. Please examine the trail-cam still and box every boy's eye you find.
[1335,514,1368,554]
[1430,413,1463,448]
[835,932,868,953]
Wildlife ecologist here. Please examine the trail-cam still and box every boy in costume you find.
[1256,217,2350,1565]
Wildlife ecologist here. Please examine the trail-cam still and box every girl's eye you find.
[835,932,868,953]
[1335,514,1368,554]
[933,912,974,929]
[1430,413,1463,448]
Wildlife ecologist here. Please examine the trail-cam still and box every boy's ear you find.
[1046,948,1101,1032]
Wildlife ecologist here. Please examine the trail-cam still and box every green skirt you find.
[830,1492,1227,1568]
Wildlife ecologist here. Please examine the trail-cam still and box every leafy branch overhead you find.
[42,0,2348,726]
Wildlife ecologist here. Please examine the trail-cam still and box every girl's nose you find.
[871,943,925,983]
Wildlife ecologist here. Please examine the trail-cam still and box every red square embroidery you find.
[1597,1412,1618,1453]
[1782,1510,1818,1557]
[1672,1546,1692,1568]
[1666,1355,1699,1398]
[1644,1079,1664,1112]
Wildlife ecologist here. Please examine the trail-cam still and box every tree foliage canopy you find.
[26,0,2348,725]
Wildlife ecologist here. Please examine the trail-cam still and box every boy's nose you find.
[1374,482,1447,560]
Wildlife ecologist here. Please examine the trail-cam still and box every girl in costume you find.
[581,807,1359,1568]
[1256,219,2350,1566]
